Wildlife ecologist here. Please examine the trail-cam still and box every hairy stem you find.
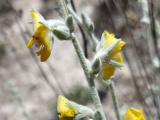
[59,0,107,119]
[71,34,106,120]
[109,81,121,120]
[60,0,69,18]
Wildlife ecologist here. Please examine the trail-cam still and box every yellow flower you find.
[57,96,77,120]
[124,108,146,120]
[102,31,126,80]
[27,10,53,62]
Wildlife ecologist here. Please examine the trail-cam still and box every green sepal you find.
[91,58,101,74]
[53,25,71,40]
[81,13,94,32]
[65,15,75,32]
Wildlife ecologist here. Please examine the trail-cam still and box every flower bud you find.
[91,58,101,74]
[53,25,71,40]
[65,15,75,32]
[81,13,94,32]
[94,110,102,120]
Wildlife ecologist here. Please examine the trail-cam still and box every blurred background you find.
[0,0,160,120]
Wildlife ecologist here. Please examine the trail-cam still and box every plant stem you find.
[60,0,69,18]
[71,34,106,120]
[59,1,107,119]
[71,34,91,83]
[70,0,88,58]
[110,81,121,120]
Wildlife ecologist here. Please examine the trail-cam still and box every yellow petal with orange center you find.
[26,10,53,62]
[34,25,52,48]
[33,25,52,61]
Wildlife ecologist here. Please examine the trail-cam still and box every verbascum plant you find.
[24,0,151,120]
[124,108,146,120]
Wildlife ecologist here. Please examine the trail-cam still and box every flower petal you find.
[102,64,115,80]
[31,10,45,30]
[27,10,53,62]
[124,108,146,120]
[101,31,126,80]
[104,31,126,54]
[43,30,53,52]
[110,52,125,64]
[27,37,34,48]
[33,25,52,61]
[39,47,51,62]
[34,25,51,47]
[57,96,77,119]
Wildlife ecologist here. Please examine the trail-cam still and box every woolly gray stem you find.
[109,81,121,120]
[71,34,107,120]
[60,0,69,18]
[59,1,107,119]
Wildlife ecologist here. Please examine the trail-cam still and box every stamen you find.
[33,35,41,47]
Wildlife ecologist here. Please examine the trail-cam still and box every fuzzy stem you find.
[59,1,107,119]
[109,81,121,120]
[60,0,69,18]
[71,34,91,83]
[71,34,107,120]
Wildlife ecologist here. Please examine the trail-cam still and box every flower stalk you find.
[25,0,128,119]
[109,81,121,120]
[59,0,107,119]
[71,34,107,120]
[60,0,69,18]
